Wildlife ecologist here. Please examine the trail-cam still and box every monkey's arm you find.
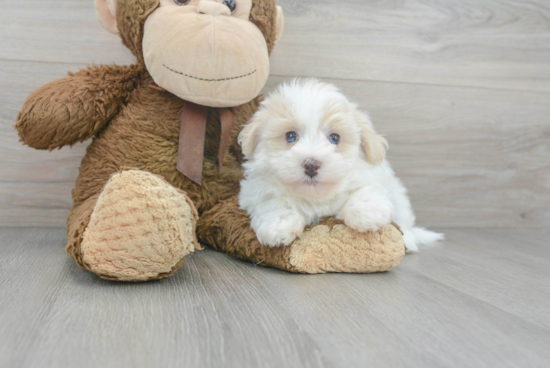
[16,64,141,150]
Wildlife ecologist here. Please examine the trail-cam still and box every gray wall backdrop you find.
[0,0,549,228]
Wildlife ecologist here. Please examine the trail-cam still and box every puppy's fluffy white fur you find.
[238,79,443,251]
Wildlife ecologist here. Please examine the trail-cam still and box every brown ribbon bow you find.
[150,85,235,185]
[176,102,234,185]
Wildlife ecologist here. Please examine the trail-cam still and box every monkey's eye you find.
[222,0,237,14]
[286,131,298,143]
[174,0,191,5]
[328,133,340,145]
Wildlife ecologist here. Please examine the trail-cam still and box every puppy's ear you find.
[357,110,388,165]
[95,0,118,34]
[238,114,263,157]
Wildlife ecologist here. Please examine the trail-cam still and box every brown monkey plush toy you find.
[16,0,405,282]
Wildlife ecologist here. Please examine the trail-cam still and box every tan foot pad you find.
[81,170,199,281]
[198,197,406,274]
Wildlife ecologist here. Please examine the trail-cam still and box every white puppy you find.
[238,79,443,251]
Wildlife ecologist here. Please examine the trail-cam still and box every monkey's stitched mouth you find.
[163,64,257,82]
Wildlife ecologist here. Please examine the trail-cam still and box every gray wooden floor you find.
[1,227,549,368]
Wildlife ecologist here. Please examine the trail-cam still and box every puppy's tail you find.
[402,227,444,252]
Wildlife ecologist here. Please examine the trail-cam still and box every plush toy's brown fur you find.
[199,197,405,274]
[16,0,405,281]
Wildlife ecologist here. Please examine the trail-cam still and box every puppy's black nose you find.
[304,159,322,178]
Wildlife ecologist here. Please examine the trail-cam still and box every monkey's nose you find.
[197,0,231,16]
[304,159,322,178]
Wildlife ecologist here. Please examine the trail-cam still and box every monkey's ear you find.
[238,114,264,157]
[274,5,284,45]
[95,0,118,34]
[357,110,388,165]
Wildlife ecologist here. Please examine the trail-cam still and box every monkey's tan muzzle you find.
[143,6,270,108]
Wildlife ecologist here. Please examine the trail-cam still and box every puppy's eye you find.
[222,0,237,14]
[174,0,191,5]
[286,131,298,143]
[328,133,340,145]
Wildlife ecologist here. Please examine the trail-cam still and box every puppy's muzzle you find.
[304,159,322,178]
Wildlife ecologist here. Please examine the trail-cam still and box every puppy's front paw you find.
[340,199,394,233]
[252,212,306,248]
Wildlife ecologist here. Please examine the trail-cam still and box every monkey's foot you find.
[81,170,199,281]
[198,197,405,274]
